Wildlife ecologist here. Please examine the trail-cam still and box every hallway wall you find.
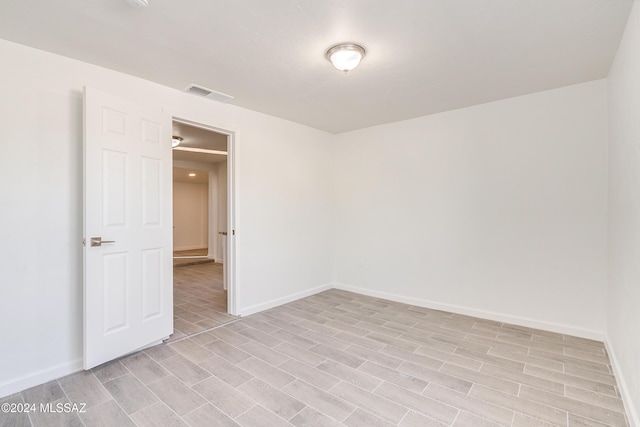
[173,182,209,251]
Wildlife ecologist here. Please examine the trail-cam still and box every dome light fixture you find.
[172,136,183,148]
[125,0,149,7]
[325,43,366,73]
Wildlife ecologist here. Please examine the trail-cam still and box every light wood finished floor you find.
[1,289,629,427]
[173,262,236,339]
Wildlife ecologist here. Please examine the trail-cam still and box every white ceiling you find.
[0,0,633,133]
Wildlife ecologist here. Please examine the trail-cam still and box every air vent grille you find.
[184,84,234,103]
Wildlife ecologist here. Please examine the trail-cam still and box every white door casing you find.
[83,87,173,369]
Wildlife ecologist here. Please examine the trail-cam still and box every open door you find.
[83,87,173,369]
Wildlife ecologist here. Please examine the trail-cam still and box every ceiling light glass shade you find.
[125,0,149,7]
[172,136,183,148]
[325,44,366,73]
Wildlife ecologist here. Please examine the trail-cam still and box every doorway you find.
[171,119,236,339]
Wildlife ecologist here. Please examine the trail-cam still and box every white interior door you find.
[83,87,173,369]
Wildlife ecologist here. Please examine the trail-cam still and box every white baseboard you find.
[605,339,639,427]
[173,245,207,252]
[0,281,620,413]
[332,282,605,341]
[0,359,83,399]
[238,282,333,317]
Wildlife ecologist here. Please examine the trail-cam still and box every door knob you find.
[90,237,116,247]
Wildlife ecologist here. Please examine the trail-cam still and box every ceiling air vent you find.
[183,84,234,103]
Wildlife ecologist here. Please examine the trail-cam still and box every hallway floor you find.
[172,262,236,340]
[1,289,630,427]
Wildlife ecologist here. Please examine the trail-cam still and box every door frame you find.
[172,116,237,315]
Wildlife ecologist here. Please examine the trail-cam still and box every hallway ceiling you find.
[0,0,633,133]
[172,120,228,167]
[173,122,228,152]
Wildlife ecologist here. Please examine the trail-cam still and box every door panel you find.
[141,248,163,320]
[84,87,173,369]
[103,150,127,226]
[103,252,128,333]
[141,157,162,226]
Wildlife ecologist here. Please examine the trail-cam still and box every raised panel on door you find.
[141,248,163,321]
[103,150,128,228]
[102,252,129,334]
[141,157,162,227]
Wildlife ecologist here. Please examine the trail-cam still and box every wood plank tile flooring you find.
[172,262,236,340]
[1,289,630,427]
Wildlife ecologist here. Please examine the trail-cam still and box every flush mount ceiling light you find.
[125,0,149,7]
[325,43,366,73]
[172,136,183,148]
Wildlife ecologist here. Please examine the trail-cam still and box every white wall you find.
[607,0,640,424]
[237,115,335,312]
[334,80,608,338]
[0,39,335,397]
[173,182,209,251]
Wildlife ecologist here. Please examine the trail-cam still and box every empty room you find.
[0,1,639,426]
